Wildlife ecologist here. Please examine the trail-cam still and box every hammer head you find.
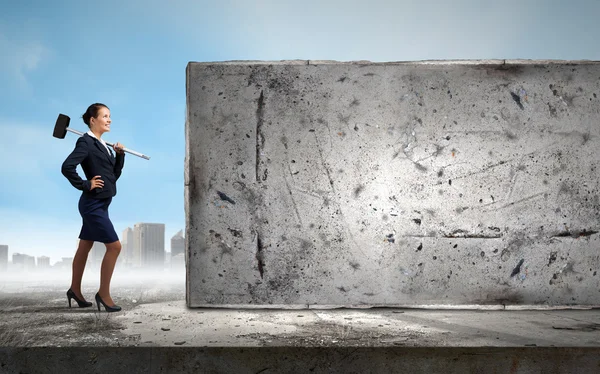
[53,114,70,139]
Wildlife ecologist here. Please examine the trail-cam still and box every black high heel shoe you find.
[95,293,122,312]
[67,288,92,308]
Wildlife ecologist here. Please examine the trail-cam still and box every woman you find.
[61,103,126,312]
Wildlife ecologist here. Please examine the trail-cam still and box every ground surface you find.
[1,272,599,348]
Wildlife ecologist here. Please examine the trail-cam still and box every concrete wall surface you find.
[185,59,600,308]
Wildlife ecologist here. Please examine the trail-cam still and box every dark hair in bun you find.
[82,103,109,127]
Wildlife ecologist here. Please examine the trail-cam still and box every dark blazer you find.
[61,133,125,199]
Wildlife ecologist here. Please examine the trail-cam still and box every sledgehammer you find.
[53,113,150,160]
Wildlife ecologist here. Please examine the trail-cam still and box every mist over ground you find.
[0,268,186,294]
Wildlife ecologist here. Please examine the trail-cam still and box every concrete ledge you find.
[189,304,600,310]
[2,347,600,373]
[186,59,600,66]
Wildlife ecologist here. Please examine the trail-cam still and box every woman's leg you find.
[71,239,94,300]
[98,240,122,306]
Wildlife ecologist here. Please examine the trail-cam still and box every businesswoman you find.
[61,103,126,312]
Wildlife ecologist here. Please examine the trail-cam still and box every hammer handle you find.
[66,128,150,160]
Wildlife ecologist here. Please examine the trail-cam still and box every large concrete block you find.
[185,60,600,308]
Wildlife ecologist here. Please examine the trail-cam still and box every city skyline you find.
[1,221,185,267]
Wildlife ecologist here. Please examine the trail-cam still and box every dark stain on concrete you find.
[187,151,200,204]
[217,191,236,205]
[548,251,558,266]
[349,262,361,270]
[547,103,558,117]
[228,228,243,238]
[413,219,422,225]
[338,113,351,124]
[475,290,524,305]
[350,98,360,107]
[582,132,591,145]
[510,259,525,278]
[491,63,525,75]
[256,234,265,278]
[416,243,423,252]
[552,324,600,332]
[353,185,365,198]
[300,239,313,253]
[337,76,348,83]
[414,162,428,172]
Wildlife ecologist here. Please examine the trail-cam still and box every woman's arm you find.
[61,137,91,191]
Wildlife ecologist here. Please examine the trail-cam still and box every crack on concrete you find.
[435,160,508,186]
[551,230,598,239]
[314,132,335,190]
[256,234,265,279]
[415,144,447,164]
[442,231,503,239]
[283,172,303,226]
[313,132,363,256]
[437,139,561,189]
[505,166,520,203]
[255,90,265,183]
[488,192,546,212]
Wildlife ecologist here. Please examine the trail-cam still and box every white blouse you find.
[87,130,112,156]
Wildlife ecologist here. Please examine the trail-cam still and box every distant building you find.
[13,253,35,271]
[122,227,134,266]
[171,230,185,258]
[54,257,73,270]
[133,223,165,269]
[88,241,106,270]
[170,230,185,271]
[0,245,7,271]
[37,256,51,269]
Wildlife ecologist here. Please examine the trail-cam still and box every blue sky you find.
[1,0,599,264]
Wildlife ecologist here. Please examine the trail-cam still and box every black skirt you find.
[78,193,119,243]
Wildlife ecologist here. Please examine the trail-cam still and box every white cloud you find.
[0,31,53,92]
[0,119,69,178]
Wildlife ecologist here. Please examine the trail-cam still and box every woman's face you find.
[91,107,111,134]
